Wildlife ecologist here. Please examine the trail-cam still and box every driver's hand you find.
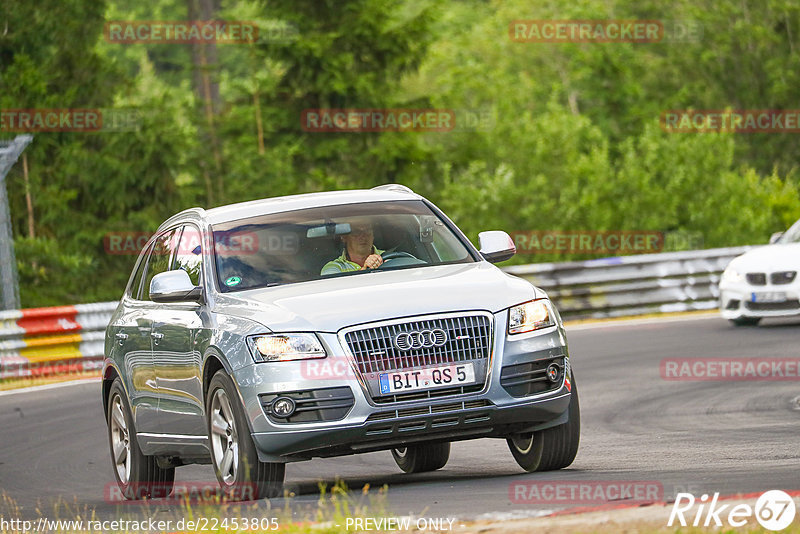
[361,254,384,270]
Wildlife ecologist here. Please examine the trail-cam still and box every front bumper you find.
[234,310,573,463]
[251,390,571,460]
[719,281,800,319]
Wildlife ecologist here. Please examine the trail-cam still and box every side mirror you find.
[150,270,203,303]
[769,232,784,244]
[478,230,516,263]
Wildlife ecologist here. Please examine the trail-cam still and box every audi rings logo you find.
[394,329,448,350]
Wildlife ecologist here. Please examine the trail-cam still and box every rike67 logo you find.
[669,490,797,531]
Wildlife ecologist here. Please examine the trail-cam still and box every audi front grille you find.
[342,313,493,376]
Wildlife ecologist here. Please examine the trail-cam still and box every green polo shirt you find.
[321,246,384,275]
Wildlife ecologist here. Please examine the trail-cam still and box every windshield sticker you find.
[225,276,242,287]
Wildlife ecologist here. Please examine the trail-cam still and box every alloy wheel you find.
[210,388,239,484]
[109,394,131,484]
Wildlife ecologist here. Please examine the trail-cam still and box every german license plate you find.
[751,292,787,303]
[379,363,476,395]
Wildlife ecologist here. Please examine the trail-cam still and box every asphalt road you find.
[1,314,799,524]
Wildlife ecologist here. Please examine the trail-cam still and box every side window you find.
[175,225,203,286]
[128,243,153,300]
[142,228,181,301]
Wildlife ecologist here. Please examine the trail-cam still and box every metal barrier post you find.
[0,135,34,310]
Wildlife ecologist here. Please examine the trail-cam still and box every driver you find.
[321,218,384,275]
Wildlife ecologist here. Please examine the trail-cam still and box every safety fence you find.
[0,302,116,382]
[505,246,751,320]
[0,246,747,384]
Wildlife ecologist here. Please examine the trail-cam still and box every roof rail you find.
[371,184,414,194]
[156,207,207,231]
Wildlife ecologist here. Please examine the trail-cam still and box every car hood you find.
[727,244,800,272]
[213,262,541,332]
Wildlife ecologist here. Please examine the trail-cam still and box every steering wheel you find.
[380,251,416,261]
[376,251,424,269]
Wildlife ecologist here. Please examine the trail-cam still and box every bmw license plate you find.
[751,292,787,303]
[379,363,476,395]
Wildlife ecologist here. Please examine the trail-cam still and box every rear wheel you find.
[107,379,174,499]
[507,374,580,472]
[730,317,761,326]
[207,371,285,500]
[391,442,450,473]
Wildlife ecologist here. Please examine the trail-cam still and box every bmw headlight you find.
[247,333,326,362]
[721,267,744,284]
[508,299,555,334]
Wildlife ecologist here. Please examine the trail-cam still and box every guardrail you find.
[0,246,747,384]
[0,302,117,382]
[504,246,750,320]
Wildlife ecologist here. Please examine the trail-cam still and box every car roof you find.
[158,187,423,231]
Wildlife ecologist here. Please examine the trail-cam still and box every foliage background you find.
[1,0,799,306]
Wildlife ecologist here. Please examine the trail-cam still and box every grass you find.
[3,482,800,533]
[1,479,389,534]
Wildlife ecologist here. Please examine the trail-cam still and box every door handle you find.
[115,332,128,345]
[151,332,164,344]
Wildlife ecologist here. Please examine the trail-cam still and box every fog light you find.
[271,397,296,418]
[546,363,561,383]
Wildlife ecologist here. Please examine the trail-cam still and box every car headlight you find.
[247,333,326,362]
[508,299,555,334]
[721,268,744,284]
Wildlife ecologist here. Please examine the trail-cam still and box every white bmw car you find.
[720,220,800,325]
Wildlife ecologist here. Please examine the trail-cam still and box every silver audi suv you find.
[103,184,580,500]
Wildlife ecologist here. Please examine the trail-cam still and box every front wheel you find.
[391,442,450,473]
[207,371,285,500]
[507,374,580,472]
[107,379,174,499]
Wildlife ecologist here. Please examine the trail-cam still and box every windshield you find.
[211,200,476,291]
[778,219,800,244]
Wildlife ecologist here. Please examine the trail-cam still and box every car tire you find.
[507,373,581,472]
[207,370,285,500]
[391,442,450,473]
[729,317,761,326]
[107,379,175,500]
